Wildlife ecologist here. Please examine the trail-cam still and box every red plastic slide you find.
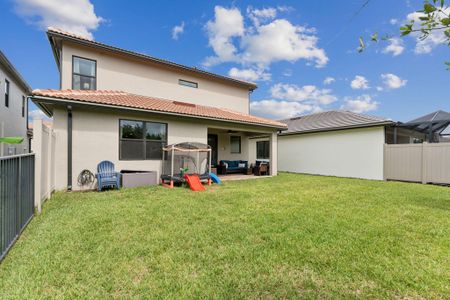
[184,174,206,191]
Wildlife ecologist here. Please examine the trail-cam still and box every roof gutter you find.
[279,121,394,136]
[31,95,287,130]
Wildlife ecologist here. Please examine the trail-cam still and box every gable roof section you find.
[46,27,257,90]
[32,89,287,129]
[279,110,393,135]
[0,50,32,94]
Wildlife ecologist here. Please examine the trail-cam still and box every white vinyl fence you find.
[384,143,450,184]
[31,119,56,212]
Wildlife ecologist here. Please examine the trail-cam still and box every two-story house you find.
[0,50,32,156]
[31,28,286,191]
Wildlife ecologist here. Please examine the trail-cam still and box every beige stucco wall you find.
[60,42,250,113]
[0,65,28,155]
[53,106,207,191]
[52,105,278,191]
[278,126,385,180]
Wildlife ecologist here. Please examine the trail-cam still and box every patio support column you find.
[269,131,277,176]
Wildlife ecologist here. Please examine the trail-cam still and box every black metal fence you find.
[0,153,35,262]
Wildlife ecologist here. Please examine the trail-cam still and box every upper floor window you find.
[72,56,96,90]
[119,119,167,160]
[179,79,198,88]
[22,96,26,117]
[5,79,9,107]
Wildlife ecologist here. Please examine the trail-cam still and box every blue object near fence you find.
[0,153,35,262]
[96,160,121,191]
[209,172,221,184]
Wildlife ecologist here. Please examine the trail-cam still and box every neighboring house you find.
[278,110,394,180]
[0,50,32,156]
[393,110,450,143]
[31,28,286,191]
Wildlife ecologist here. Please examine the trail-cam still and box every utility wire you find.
[325,0,372,46]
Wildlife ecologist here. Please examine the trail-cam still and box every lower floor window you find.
[230,136,241,154]
[256,140,270,159]
[119,119,167,160]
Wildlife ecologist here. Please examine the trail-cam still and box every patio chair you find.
[96,160,121,191]
[254,161,269,176]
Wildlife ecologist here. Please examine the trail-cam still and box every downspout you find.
[67,105,73,191]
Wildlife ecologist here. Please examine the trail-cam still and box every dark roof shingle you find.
[280,110,392,135]
[405,110,450,124]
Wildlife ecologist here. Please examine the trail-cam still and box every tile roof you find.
[46,27,257,90]
[279,110,392,135]
[32,89,287,129]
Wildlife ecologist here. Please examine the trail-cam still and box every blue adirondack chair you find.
[96,160,121,191]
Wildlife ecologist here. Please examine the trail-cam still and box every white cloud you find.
[240,19,328,68]
[282,69,293,77]
[406,8,450,54]
[172,22,185,40]
[250,100,315,119]
[29,109,49,120]
[204,6,245,66]
[323,76,335,85]
[228,67,270,81]
[390,18,399,25]
[270,83,337,105]
[341,95,379,113]
[250,82,337,119]
[14,0,103,39]
[381,73,407,89]
[350,75,370,90]
[204,6,328,75]
[382,38,405,56]
[247,6,277,26]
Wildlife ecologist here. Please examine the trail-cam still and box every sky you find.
[0,0,449,122]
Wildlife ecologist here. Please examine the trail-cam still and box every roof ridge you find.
[430,110,441,122]
[47,27,93,41]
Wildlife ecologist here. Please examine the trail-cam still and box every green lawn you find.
[0,173,449,299]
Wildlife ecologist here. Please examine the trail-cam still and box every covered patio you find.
[207,125,277,177]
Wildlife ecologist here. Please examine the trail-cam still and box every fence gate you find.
[0,153,35,261]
